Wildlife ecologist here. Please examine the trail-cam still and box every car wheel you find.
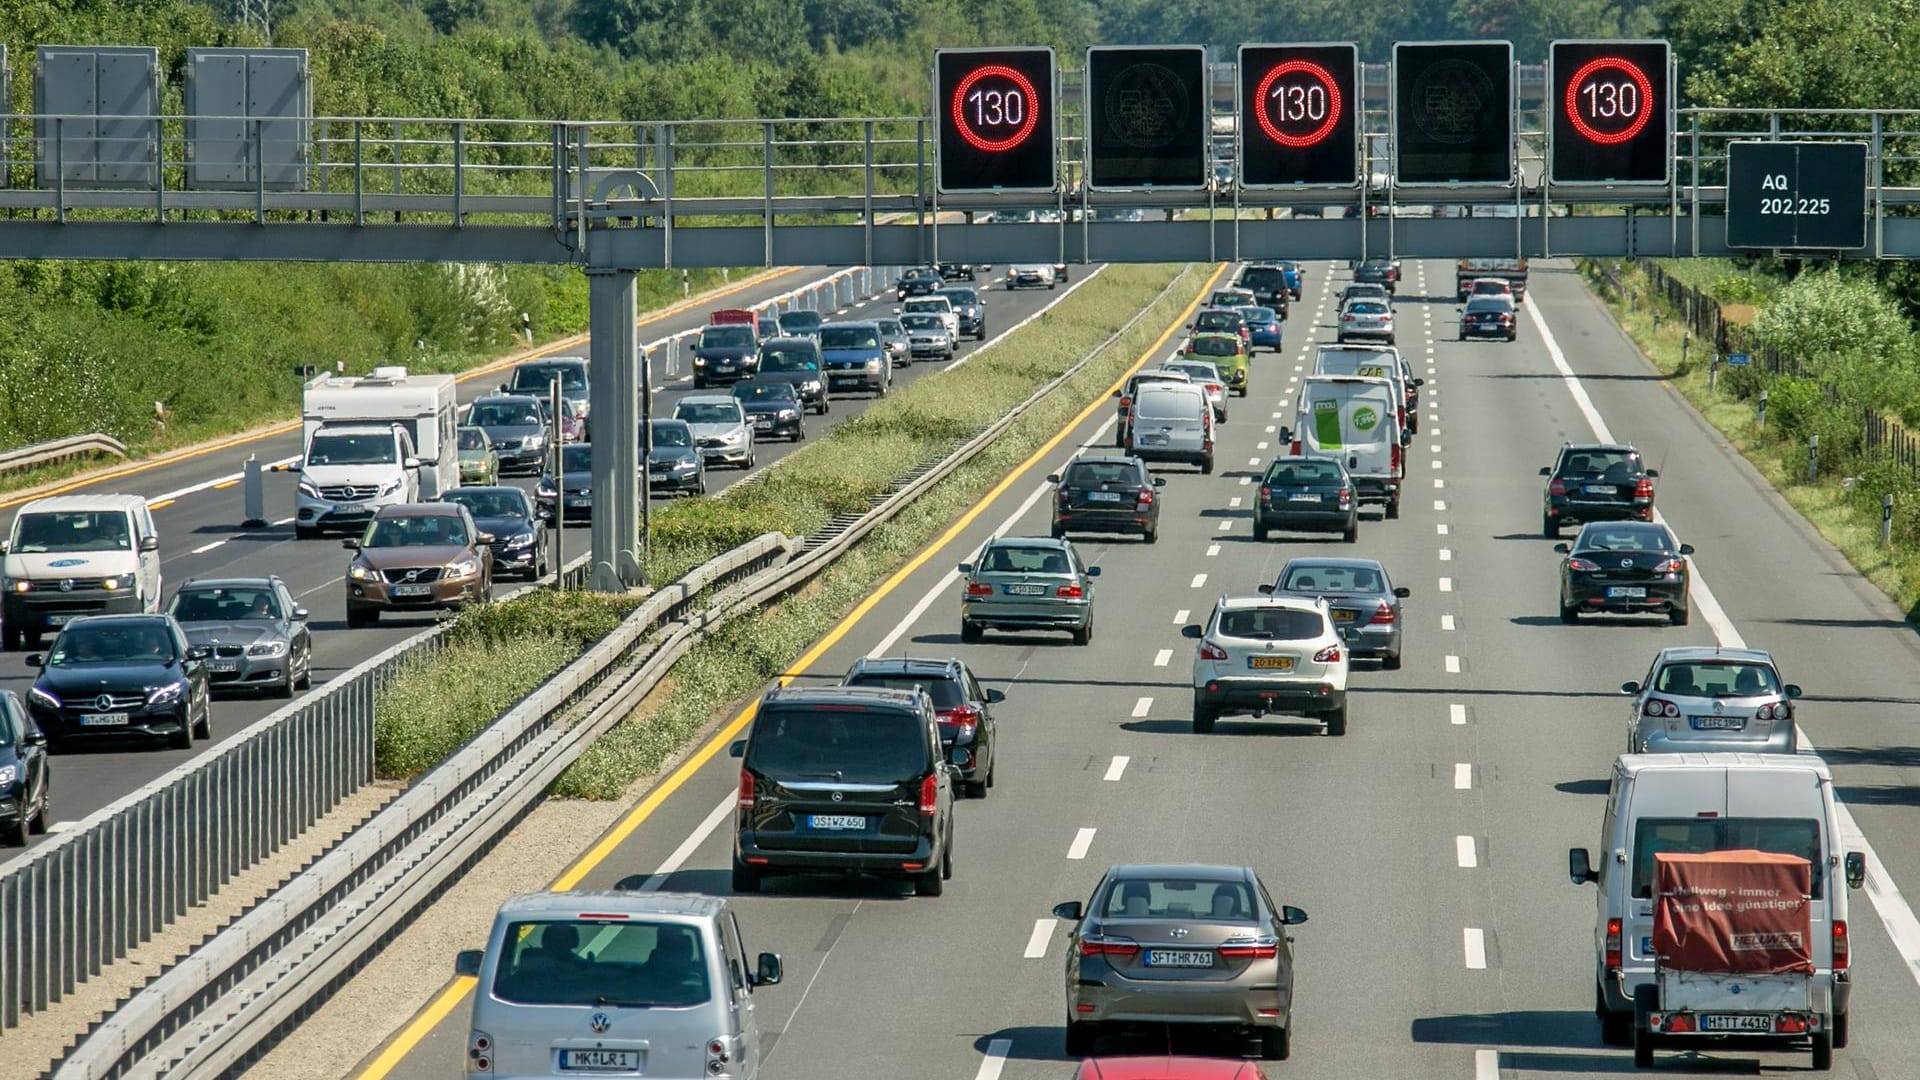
[1812,1029,1833,1071]
[1050,523,1065,539]
[963,776,987,799]
[1542,514,1560,537]
[1071,621,1092,647]
[168,721,192,750]
[1508,331,1518,342]
[1219,409,1228,423]
[794,425,805,442]
[1833,1009,1849,1049]
[1384,497,1400,520]
[347,607,376,629]
[1343,521,1360,544]
[744,452,756,470]
[960,621,982,644]
[1201,456,1214,475]
[731,858,761,895]
[296,655,313,690]
[277,667,296,699]
[2,799,27,846]
[940,827,954,878]
[1324,702,1348,737]
[1064,1020,1096,1058]
[1192,695,1218,734]
[915,862,945,897]
[1633,985,1658,1068]
[1559,600,1579,625]
[28,784,48,835]
[1382,652,1402,671]
[1599,986,1633,1046]
[1261,1025,1291,1061]
[1670,604,1691,626]
[1253,519,1269,542]
[193,705,211,740]
[1142,526,1157,545]
[1,624,21,651]
[692,376,705,390]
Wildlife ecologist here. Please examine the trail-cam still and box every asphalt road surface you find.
[0,263,1085,854]
[355,255,1920,1080]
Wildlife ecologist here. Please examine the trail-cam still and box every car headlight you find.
[0,764,15,788]
[101,573,135,591]
[523,434,545,449]
[28,686,59,710]
[445,558,481,580]
[147,682,186,706]
[723,430,745,444]
[693,356,707,366]
[379,477,403,496]
[674,459,698,472]
[504,531,536,549]
[536,481,557,498]
[865,358,882,370]
[349,563,375,581]
[247,640,289,658]
[10,579,31,593]
[298,480,321,498]
[778,408,797,419]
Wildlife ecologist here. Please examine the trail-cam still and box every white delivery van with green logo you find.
[1284,375,1404,518]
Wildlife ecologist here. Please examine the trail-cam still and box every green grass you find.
[555,261,1210,799]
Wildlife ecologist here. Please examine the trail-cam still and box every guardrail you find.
[0,433,129,477]
[54,262,1193,1078]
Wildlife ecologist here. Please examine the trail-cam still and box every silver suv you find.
[1184,595,1351,735]
[1622,646,1802,754]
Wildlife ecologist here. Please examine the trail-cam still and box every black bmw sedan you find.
[1556,521,1694,625]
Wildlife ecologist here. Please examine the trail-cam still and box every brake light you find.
[1391,442,1403,475]
[1833,920,1849,970]
[1337,487,1352,505]
[1119,395,1133,410]
[943,704,981,740]
[1260,485,1272,500]
[1635,477,1655,499]
[1313,643,1342,663]
[1642,698,1680,718]
[736,769,755,810]
[1080,935,1140,958]
[1206,383,1223,394]
[1661,558,1687,573]
[966,582,994,596]
[1549,478,1568,496]
[919,773,938,816]
[1136,488,1153,507]
[1605,917,1622,970]
[1056,583,1084,599]
[1218,940,1280,959]
[1289,440,1302,455]
[1756,701,1793,722]
[1199,641,1228,662]
[1567,558,1601,571]
[1369,601,1396,625]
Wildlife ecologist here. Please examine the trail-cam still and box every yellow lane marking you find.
[146,499,175,510]
[212,479,239,490]
[352,977,478,1080]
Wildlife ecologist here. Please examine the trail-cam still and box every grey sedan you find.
[1262,557,1408,670]
[166,577,312,698]
[958,537,1099,645]
[1053,863,1307,1060]
[1623,646,1801,754]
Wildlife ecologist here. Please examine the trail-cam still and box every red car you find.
[1075,1057,1273,1080]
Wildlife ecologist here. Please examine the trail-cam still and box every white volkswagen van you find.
[1,494,161,650]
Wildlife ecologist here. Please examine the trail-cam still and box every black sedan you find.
[440,486,551,578]
[896,269,945,300]
[732,380,806,442]
[536,443,595,523]
[26,614,212,750]
[1460,296,1517,341]
[1254,456,1359,543]
[167,576,314,696]
[644,419,706,496]
[0,690,50,845]
[841,655,1002,798]
[936,286,988,340]
[1048,455,1164,543]
[1556,521,1694,625]
[1353,258,1400,292]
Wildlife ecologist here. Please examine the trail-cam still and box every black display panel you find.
[1726,142,1868,250]
[1391,41,1513,185]
[1085,46,1208,189]
[935,47,1057,194]
[1550,40,1672,185]
[1237,44,1360,187]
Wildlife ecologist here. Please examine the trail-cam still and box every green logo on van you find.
[1351,406,1380,432]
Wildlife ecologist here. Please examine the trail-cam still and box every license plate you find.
[1288,492,1321,502]
[337,503,369,516]
[1005,584,1048,596]
[393,584,433,597]
[45,613,73,627]
[1331,610,1357,621]
[1138,434,1166,445]
[79,713,128,726]
[1606,586,1647,598]
[807,814,866,830]
[1583,484,1618,495]
[559,1049,640,1071]
[1691,715,1746,730]
[1248,656,1295,671]
[1701,1015,1774,1033]
[208,660,239,673]
[1145,950,1215,968]
[568,497,592,507]
[1088,491,1124,503]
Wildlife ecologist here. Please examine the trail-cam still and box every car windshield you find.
[938,290,978,305]
[492,921,711,1008]
[1631,818,1823,899]
[1267,460,1344,484]
[508,364,586,391]
[442,489,530,520]
[1578,525,1675,553]
[1211,291,1253,306]
[1239,268,1286,290]
[676,403,741,425]
[903,300,948,314]
[779,311,822,333]
[978,544,1072,575]
[560,445,593,471]
[469,401,541,426]
[1280,563,1384,594]
[457,428,486,451]
[365,514,470,548]
[9,510,132,553]
[48,622,177,666]
[1100,876,1257,921]
[759,348,818,372]
[1466,298,1513,314]
[1347,302,1388,315]
[700,326,755,348]
[748,707,928,783]
[1654,660,1782,697]
[902,315,944,331]
[647,423,692,448]
[844,675,966,710]
[170,586,281,622]
[734,383,796,403]
[1560,450,1640,477]
[1473,281,1511,293]
[305,432,396,466]
[1216,607,1326,640]
[1190,337,1240,358]
[819,327,880,349]
[1064,461,1142,488]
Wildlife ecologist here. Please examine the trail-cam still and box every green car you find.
[1185,331,1250,397]
[456,425,499,485]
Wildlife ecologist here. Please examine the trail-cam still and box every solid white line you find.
[948,268,1106,373]
[1173,609,1189,623]
[190,540,226,555]
[1445,654,1461,674]
[1439,548,1452,561]
[1464,928,1488,969]
[1153,648,1172,667]
[1441,614,1456,631]
[974,1038,1012,1080]
[1451,703,1468,726]
[1067,827,1097,860]
[1023,920,1055,959]
[1475,1049,1499,1080]
[1104,755,1130,782]
[1454,763,1472,789]
[1457,835,1478,868]
[1439,577,1453,592]
[1131,697,1153,718]
[1206,544,1221,558]
[639,795,735,892]
[1190,573,1208,588]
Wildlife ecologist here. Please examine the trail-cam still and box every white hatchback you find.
[1183,595,1351,735]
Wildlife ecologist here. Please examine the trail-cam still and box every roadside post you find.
[241,454,266,528]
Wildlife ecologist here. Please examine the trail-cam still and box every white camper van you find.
[295,367,458,539]
[1284,375,1404,518]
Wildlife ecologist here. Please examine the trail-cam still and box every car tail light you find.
[1118,395,1133,411]
[1567,558,1601,571]
[919,773,939,816]
[1206,382,1223,394]
[707,1038,730,1062]
[1337,487,1352,505]
[1289,440,1302,455]
[1080,934,1140,958]
[966,582,994,596]
[1056,488,1071,504]
[1605,918,1623,970]
[1833,920,1850,970]
[1643,698,1680,718]
[1136,487,1153,507]
[736,769,755,810]
[1775,1014,1810,1034]
[944,704,981,739]
[1661,558,1687,573]
[469,1029,494,1074]
[1756,701,1793,722]
[1391,442,1403,475]
[1218,939,1280,959]
[1548,478,1568,496]
[1260,485,1272,501]
[1635,477,1655,499]
[1313,643,1342,663]
[1199,641,1228,662]
[1056,583,1084,599]
[1369,601,1396,625]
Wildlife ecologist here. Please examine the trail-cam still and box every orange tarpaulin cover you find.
[1653,849,1814,975]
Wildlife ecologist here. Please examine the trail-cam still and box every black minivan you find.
[730,686,956,897]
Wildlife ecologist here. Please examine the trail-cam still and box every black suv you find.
[1255,456,1359,543]
[26,614,212,750]
[1235,264,1295,317]
[1048,455,1165,543]
[841,657,1002,798]
[1540,443,1658,536]
[730,686,956,896]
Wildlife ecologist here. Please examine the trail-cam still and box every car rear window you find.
[1266,460,1343,485]
[844,675,966,710]
[1100,877,1257,921]
[1559,449,1639,476]
[1465,298,1513,314]
[700,326,755,348]
[979,545,1072,574]
[1630,818,1823,899]
[1064,461,1142,488]
[1577,525,1676,553]
[1188,337,1240,359]
[1280,564,1384,593]
[1239,268,1286,290]
[748,706,928,783]
[492,920,711,1007]
[1215,607,1325,640]
[1347,301,1388,315]
[759,348,818,372]
[1133,388,1203,420]
[1653,661,1781,697]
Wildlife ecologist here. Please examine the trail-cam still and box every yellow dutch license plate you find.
[1331,610,1357,621]
[1248,656,1294,671]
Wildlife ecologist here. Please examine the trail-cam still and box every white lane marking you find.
[296,575,343,599]
[974,1038,1012,1080]
[1439,548,1452,561]
[638,794,736,892]
[190,540,226,555]
[1431,459,1443,470]
[1441,614,1456,631]
[1271,411,1282,419]
[1439,577,1454,592]
[1430,426,1441,436]
[1023,919,1056,959]
[1454,763,1472,789]
[1475,1049,1499,1080]
[1190,574,1208,588]
[1247,457,1261,466]
[1436,523,1449,535]
[1428,412,1439,421]
[1430,444,1443,454]
[1434,500,1447,511]
[1131,697,1153,718]
[1228,496,1242,508]
[1445,654,1461,674]
[1218,520,1233,532]
[1240,476,1252,486]
[1450,703,1467,726]
[1173,609,1189,623]
[271,516,295,526]
[1457,836,1478,868]
[1206,544,1221,558]
[1256,441,1269,450]
[1104,755,1130,782]
[1464,928,1488,969]
[1434,478,1445,489]
[1153,648,1172,667]
[1265,425,1277,434]
[1067,828,1097,860]
[949,267,1106,373]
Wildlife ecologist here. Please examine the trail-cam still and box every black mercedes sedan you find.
[25,614,212,750]
[1556,521,1694,625]
[732,380,807,442]
[167,576,314,696]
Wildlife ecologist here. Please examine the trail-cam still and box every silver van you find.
[1125,383,1214,473]
[456,891,783,1079]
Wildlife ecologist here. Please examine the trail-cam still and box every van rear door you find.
[1623,767,1729,969]
[1297,378,1397,481]
[1727,766,1836,970]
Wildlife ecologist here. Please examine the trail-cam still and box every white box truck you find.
[294,366,458,539]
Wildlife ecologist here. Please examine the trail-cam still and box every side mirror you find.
[1412,378,1425,387]
[0,541,8,554]
[24,654,44,669]
[188,645,212,661]
[455,949,485,978]
[1678,543,1695,556]
[1400,430,1413,447]
[1646,468,1660,478]
[1045,474,1060,483]
[892,307,902,315]
[1086,566,1101,578]
[1392,586,1411,598]
[986,689,1006,704]
[1256,583,1274,595]
[476,532,496,545]
[1280,905,1308,926]
[728,740,746,759]
[1539,466,1552,476]
[754,952,784,987]
[404,456,423,470]
[956,562,973,575]
[1348,456,1359,469]
[1278,427,1292,443]
[139,535,160,553]
[1569,848,1598,885]
[341,539,361,550]
[1620,681,1641,695]
[1845,852,1866,890]
[293,608,310,622]
[1153,477,1166,487]
[23,725,46,747]
[1785,684,1802,699]
[1553,543,1570,554]
[1051,900,1084,921]
[1110,389,1121,398]
[1180,624,1203,639]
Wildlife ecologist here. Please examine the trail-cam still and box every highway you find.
[0,263,1087,851]
[351,256,1920,1079]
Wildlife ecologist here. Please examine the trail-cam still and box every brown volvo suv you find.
[344,503,494,627]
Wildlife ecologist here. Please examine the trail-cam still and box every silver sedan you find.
[958,537,1098,645]
[1263,557,1408,670]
